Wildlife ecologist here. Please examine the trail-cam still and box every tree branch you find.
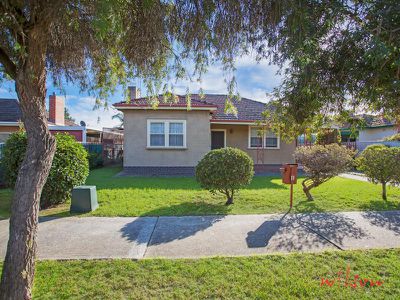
[0,47,17,79]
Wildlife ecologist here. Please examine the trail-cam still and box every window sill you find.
[146,147,187,150]
[248,147,280,150]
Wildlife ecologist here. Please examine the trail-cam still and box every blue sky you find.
[0,54,282,130]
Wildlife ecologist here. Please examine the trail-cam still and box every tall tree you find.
[0,1,282,298]
[263,0,400,138]
[64,107,75,123]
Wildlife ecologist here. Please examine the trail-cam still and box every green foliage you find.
[1,131,27,186]
[315,129,341,145]
[88,152,104,170]
[2,132,89,208]
[64,107,75,122]
[384,133,400,141]
[196,148,254,205]
[356,145,400,200]
[267,0,400,138]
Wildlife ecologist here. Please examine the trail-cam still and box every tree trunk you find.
[225,190,234,205]
[0,28,56,300]
[382,182,387,201]
[302,180,314,201]
[225,196,234,205]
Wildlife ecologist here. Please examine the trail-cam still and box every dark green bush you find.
[196,147,254,205]
[88,152,104,169]
[2,132,89,208]
[356,144,400,200]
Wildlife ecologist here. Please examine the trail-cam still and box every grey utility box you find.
[70,185,99,213]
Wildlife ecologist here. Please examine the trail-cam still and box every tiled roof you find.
[192,94,269,121]
[114,94,270,122]
[0,98,78,126]
[114,95,217,109]
[342,114,396,129]
[360,114,395,127]
[0,98,22,122]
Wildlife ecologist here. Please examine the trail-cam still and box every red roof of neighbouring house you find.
[113,94,271,123]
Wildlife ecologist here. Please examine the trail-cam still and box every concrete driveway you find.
[1,210,399,260]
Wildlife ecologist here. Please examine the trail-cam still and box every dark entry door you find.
[211,131,225,150]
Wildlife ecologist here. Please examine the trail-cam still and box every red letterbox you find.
[281,164,298,184]
[280,163,298,209]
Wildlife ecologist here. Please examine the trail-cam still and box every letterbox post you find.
[281,163,298,209]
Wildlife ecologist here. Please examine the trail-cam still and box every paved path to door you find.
[1,210,400,260]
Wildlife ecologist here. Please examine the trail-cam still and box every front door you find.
[211,130,225,150]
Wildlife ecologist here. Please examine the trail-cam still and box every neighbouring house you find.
[113,86,296,176]
[341,114,399,143]
[0,94,86,142]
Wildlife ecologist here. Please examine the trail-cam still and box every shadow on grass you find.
[91,176,288,192]
[358,199,400,211]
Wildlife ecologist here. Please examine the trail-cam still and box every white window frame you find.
[211,129,227,148]
[248,126,280,149]
[147,119,187,149]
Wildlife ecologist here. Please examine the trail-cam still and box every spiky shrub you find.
[196,147,254,205]
[2,132,89,208]
[356,144,400,200]
[294,144,355,200]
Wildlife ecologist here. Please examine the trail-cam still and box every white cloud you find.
[67,96,120,130]
[161,53,282,102]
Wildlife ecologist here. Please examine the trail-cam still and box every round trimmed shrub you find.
[1,131,89,208]
[356,144,400,200]
[195,147,254,205]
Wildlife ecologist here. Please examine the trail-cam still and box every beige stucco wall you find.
[211,124,296,164]
[123,110,211,167]
[358,126,397,142]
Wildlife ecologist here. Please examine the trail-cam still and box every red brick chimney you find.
[49,93,65,125]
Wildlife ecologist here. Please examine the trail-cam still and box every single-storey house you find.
[0,94,86,142]
[341,114,399,143]
[114,87,296,176]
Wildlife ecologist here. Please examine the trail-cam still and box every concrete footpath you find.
[1,210,399,260]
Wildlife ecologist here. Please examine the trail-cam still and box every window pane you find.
[150,134,165,146]
[150,122,164,134]
[265,130,277,138]
[250,127,262,137]
[169,134,183,146]
[265,137,278,148]
[169,122,183,134]
[250,137,262,147]
[250,127,263,147]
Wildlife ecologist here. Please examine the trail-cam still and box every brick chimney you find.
[49,93,65,125]
[128,86,140,100]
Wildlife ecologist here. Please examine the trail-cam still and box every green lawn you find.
[1,166,400,218]
[0,249,397,299]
